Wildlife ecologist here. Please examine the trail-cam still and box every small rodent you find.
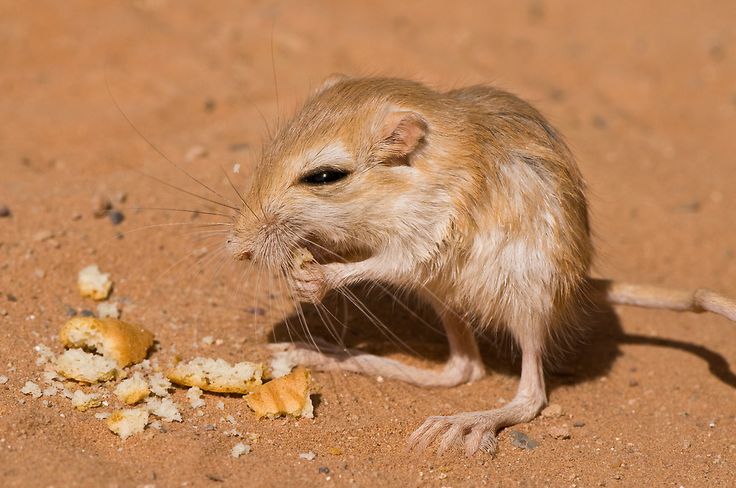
[227,75,736,456]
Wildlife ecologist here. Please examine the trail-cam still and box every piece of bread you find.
[78,264,113,300]
[55,349,117,383]
[71,390,102,411]
[245,367,314,419]
[114,372,150,405]
[166,357,263,394]
[60,317,154,367]
[144,397,182,422]
[106,408,149,439]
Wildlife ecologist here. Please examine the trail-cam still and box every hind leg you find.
[407,319,547,455]
[270,295,485,387]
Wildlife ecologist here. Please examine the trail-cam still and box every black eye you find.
[300,168,350,185]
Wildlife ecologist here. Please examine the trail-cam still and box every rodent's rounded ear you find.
[314,73,349,94]
[376,110,428,159]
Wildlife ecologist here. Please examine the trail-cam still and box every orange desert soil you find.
[1,1,735,487]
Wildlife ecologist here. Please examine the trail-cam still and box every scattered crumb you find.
[299,451,316,461]
[106,408,150,440]
[78,264,113,300]
[202,335,215,345]
[145,397,182,422]
[167,357,263,394]
[186,386,205,409]
[60,316,154,367]
[148,372,172,397]
[71,390,102,411]
[96,302,120,319]
[34,344,56,366]
[20,381,42,398]
[94,412,111,420]
[42,385,58,397]
[232,163,240,174]
[0,375,9,384]
[55,349,117,383]
[216,401,225,410]
[114,372,150,404]
[245,367,314,419]
[269,353,296,379]
[231,442,251,458]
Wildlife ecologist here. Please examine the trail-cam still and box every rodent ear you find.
[314,73,349,94]
[375,110,428,162]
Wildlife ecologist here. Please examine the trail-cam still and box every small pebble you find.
[0,205,11,218]
[184,145,208,163]
[6,294,17,302]
[33,230,53,242]
[108,210,125,226]
[318,467,330,475]
[80,309,95,317]
[510,430,539,450]
[573,420,586,428]
[548,425,571,440]
[541,403,563,418]
[91,194,112,218]
[65,306,77,317]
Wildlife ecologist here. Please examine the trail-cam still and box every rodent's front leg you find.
[288,251,388,304]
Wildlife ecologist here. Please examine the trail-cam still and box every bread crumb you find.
[42,385,58,397]
[167,357,263,394]
[269,353,296,378]
[34,344,56,366]
[216,401,225,410]
[20,381,42,398]
[78,264,113,300]
[94,412,110,420]
[106,408,149,439]
[231,442,251,458]
[55,349,117,383]
[145,397,182,422]
[299,451,316,461]
[71,390,102,411]
[149,420,162,431]
[148,372,172,397]
[202,335,215,345]
[96,302,120,319]
[186,386,205,409]
[114,372,150,405]
[0,375,8,384]
[245,367,314,419]
[60,316,154,367]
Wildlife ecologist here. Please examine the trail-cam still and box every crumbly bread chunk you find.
[20,381,42,398]
[114,372,150,405]
[96,302,120,319]
[186,386,205,409]
[78,264,113,300]
[60,317,154,367]
[231,442,251,458]
[269,353,296,379]
[166,357,263,394]
[106,408,149,439]
[245,367,314,419]
[145,397,182,422]
[55,349,117,383]
[148,372,172,397]
[71,390,102,411]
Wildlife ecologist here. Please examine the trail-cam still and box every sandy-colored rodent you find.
[228,76,736,456]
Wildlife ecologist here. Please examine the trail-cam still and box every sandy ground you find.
[1,1,735,486]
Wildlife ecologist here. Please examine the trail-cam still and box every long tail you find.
[588,278,736,322]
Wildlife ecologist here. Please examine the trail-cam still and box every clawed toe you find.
[407,413,499,457]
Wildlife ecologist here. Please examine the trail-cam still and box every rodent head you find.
[228,77,461,275]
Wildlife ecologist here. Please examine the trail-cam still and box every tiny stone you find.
[91,194,112,218]
[682,439,691,449]
[541,403,563,418]
[34,269,46,279]
[108,210,125,226]
[510,430,539,450]
[184,145,208,163]
[80,309,95,317]
[708,420,716,428]
[0,205,11,218]
[628,379,639,387]
[573,420,586,428]
[6,294,17,302]
[548,425,571,440]
[33,230,53,242]
[231,442,250,458]
[318,467,330,475]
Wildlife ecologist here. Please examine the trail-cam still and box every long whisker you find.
[218,165,260,221]
[106,78,237,208]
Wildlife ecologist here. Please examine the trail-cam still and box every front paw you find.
[289,257,328,303]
